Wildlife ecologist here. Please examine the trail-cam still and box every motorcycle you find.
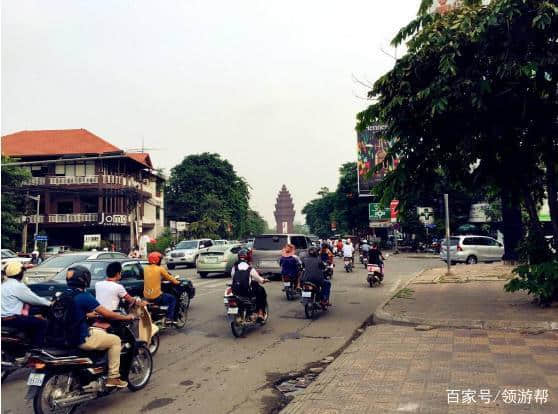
[145,276,190,338]
[366,263,384,287]
[224,285,268,338]
[362,256,368,269]
[323,262,334,280]
[25,318,152,414]
[358,253,364,264]
[301,282,329,319]
[282,275,300,301]
[344,257,353,272]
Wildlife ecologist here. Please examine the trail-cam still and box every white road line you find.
[389,278,402,293]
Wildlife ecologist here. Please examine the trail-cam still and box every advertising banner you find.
[176,221,187,231]
[84,234,101,249]
[390,200,399,223]
[357,125,398,196]
[417,207,435,225]
[369,203,391,221]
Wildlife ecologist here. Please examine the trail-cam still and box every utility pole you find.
[444,194,452,275]
[26,194,41,251]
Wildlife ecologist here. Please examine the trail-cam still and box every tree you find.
[1,156,31,250]
[357,0,558,262]
[165,153,261,239]
[244,210,269,237]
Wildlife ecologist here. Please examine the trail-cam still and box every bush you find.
[147,228,174,254]
[504,261,558,307]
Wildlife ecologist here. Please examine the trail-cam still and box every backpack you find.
[46,289,82,348]
[231,265,252,297]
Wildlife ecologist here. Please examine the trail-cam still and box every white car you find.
[440,235,504,264]
[1,249,32,268]
[166,239,213,269]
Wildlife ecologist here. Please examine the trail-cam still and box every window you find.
[122,264,141,279]
[462,238,475,245]
[55,163,65,176]
[76,162,86,177]
[66,163,75,176]
[291,236,308,250]
[156,206,161,220]
[230,246,241,254]
[86,161,95,176]
[253,235,288,251]
[57,201,74,214]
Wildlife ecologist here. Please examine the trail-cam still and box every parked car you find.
[1,249,32,268]
[44,245,72,259]
[440,235,504,265]
[252,234,313,276]
[28,258,196,306]
[166,239,213,269]
[213,240,229,246]
[24,251,127,284]
[196,244,243,278]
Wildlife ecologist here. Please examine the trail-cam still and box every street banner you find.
[176,221,187,231]
[390,200,399,223]
[357,125,398,197]
[369,203,391,221]
[83,234,101,249]
[417,207,434,225]
[469,203,492,223]
[429,0,463,14]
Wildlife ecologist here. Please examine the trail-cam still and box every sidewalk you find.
[281,263,558,413]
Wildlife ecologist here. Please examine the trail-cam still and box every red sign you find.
[390,200,399,223]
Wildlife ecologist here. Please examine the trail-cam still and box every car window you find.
[176,241,197,250]
[40,254,91,268]
[97,253,112,259]
[204,240,213,248]
[122,263,141,279]
[54,261,107,281]
[462,238,475,246]
[486,238,500,246]
[253,235,288,251]
[291,236,308,250]
[230,246,241,254]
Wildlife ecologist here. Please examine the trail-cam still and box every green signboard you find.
[369,203,390,221]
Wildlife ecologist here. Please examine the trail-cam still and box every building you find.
[274,185,295,234]
[1,129,165,252]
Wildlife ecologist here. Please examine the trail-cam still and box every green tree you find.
[1,157,31,250]
[244,209,269,237]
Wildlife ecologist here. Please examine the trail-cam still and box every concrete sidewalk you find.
[282,325,558,413]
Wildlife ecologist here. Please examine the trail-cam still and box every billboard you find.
[429,0,463,14]
[357,125,397,196]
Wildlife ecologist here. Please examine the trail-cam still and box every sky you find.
[2,0,420,226]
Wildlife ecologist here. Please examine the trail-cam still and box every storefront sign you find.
[417,207,434,225]
[98,213,128,225]
[369,203,391,221]
[469,203,491,223]
[176,221,187,231]
[390,200,399,223]
[84,234,101,249]
[369,221,391,228]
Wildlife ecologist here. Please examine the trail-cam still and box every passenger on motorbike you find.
[1,262,51,346]
[279,244,301,289]
[66,265,135,388]
[301,247,331,306]
[360,240,370,255]
[368,243,386,276]
[319,243,334,264]
[342,240,355,264]
[96,262,146,311]
[144,251,180,325]
[231,248,269,320]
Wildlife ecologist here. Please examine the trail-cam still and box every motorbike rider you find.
[368,242,386,278]
[342,239,355,265]
[1,262,51,346]
[360,240,370,256]
[96,262,146,311]
[30,250,42,265]
[65,265,135,388]
[231,248,269,320]
[320,243,334,265]
[301,247,331,306]
[336,239,344,255]
[279,244,301,289]
[144,251,180,325]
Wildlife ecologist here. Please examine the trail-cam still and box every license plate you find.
[206,257,218,263]
[227,307,238,315]
[283,282,291,287]
[27,373,45,386]
[302,291,312,298]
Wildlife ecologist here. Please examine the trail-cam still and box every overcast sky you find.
[2,0,419,225]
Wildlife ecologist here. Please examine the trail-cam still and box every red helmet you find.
[148,251,163,265]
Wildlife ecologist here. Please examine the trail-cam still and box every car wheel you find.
[199,272,208,278]
[466,256,478,265]
[167,264,175,270]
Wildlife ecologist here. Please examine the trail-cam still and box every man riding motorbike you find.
[301,247,331,306]
[96,262,146,311]
[342,240,355,265]
[279,244,301,289]
[144,251,180,325]
[360,240,370,256]
[368,242,386,278]
[65,265,135,388]
[319,243,334,265]
[1,262,51,346]
[231,248,269,320]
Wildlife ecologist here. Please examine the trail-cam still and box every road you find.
[2,255,441,414]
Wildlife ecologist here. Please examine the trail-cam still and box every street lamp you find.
[26,194,41,251]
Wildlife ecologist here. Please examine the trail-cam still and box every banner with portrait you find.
[357,125,397,196]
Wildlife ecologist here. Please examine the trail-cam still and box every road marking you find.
[389,279,401,293]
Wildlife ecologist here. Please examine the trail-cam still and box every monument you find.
[274,185,295,234]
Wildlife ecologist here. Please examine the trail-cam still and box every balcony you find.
[48,213,99,223]
[23,175,144,188]
[49,176,99,185]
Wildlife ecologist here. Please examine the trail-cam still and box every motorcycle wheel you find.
[33,374,78,414]
[259,305,269,325]
[148,333,160,355]
[173,293,189,329]
[285,290,293,301]
[127,344,153,391]
[1,350,15,382]
[179,291,191,310]
[231,320,245,338]
[304,303,316,319]
[368,278,373,287]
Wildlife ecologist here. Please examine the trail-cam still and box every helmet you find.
[5,262,24,278]
[148,251,163,265]
[362,240,368,245]
[308,247,318,257]
[32,250,39,256]
[66,265,92,289]
[237,248,249,261]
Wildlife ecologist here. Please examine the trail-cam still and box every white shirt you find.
[95,280,128,310]
[230,262,265,284]
[342,244,355,258]
[1,278,51,317]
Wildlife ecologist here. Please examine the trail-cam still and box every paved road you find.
[2,255,441,414]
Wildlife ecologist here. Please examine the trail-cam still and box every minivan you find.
[440,235,504,264]
[252,234,313,275]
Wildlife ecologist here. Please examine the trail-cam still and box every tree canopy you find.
[1,156,31,250]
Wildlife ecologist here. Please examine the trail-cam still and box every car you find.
[213,240,229,246]
[24,251,127,284]
[166,239,213,269]
[44,245,72,259]
[196,244,243,278]
[1,249,32,268]
[252,234,313,276]
[28,258,196,306]
[440,235,504,265]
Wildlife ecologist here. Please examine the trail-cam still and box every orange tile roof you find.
[125,152,153,169]
[1,129,122,157]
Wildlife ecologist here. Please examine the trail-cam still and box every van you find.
[440,235,504,264]
[252,234,313,275]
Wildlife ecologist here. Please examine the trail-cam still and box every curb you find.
[373,271,558,332]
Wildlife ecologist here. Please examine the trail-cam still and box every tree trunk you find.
[523,188,543,237]
[501,187,523,264]
[543,148,558,249]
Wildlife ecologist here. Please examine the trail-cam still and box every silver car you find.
[440,235,504,265]
[166,239,213,269]
[252,234,312,275]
